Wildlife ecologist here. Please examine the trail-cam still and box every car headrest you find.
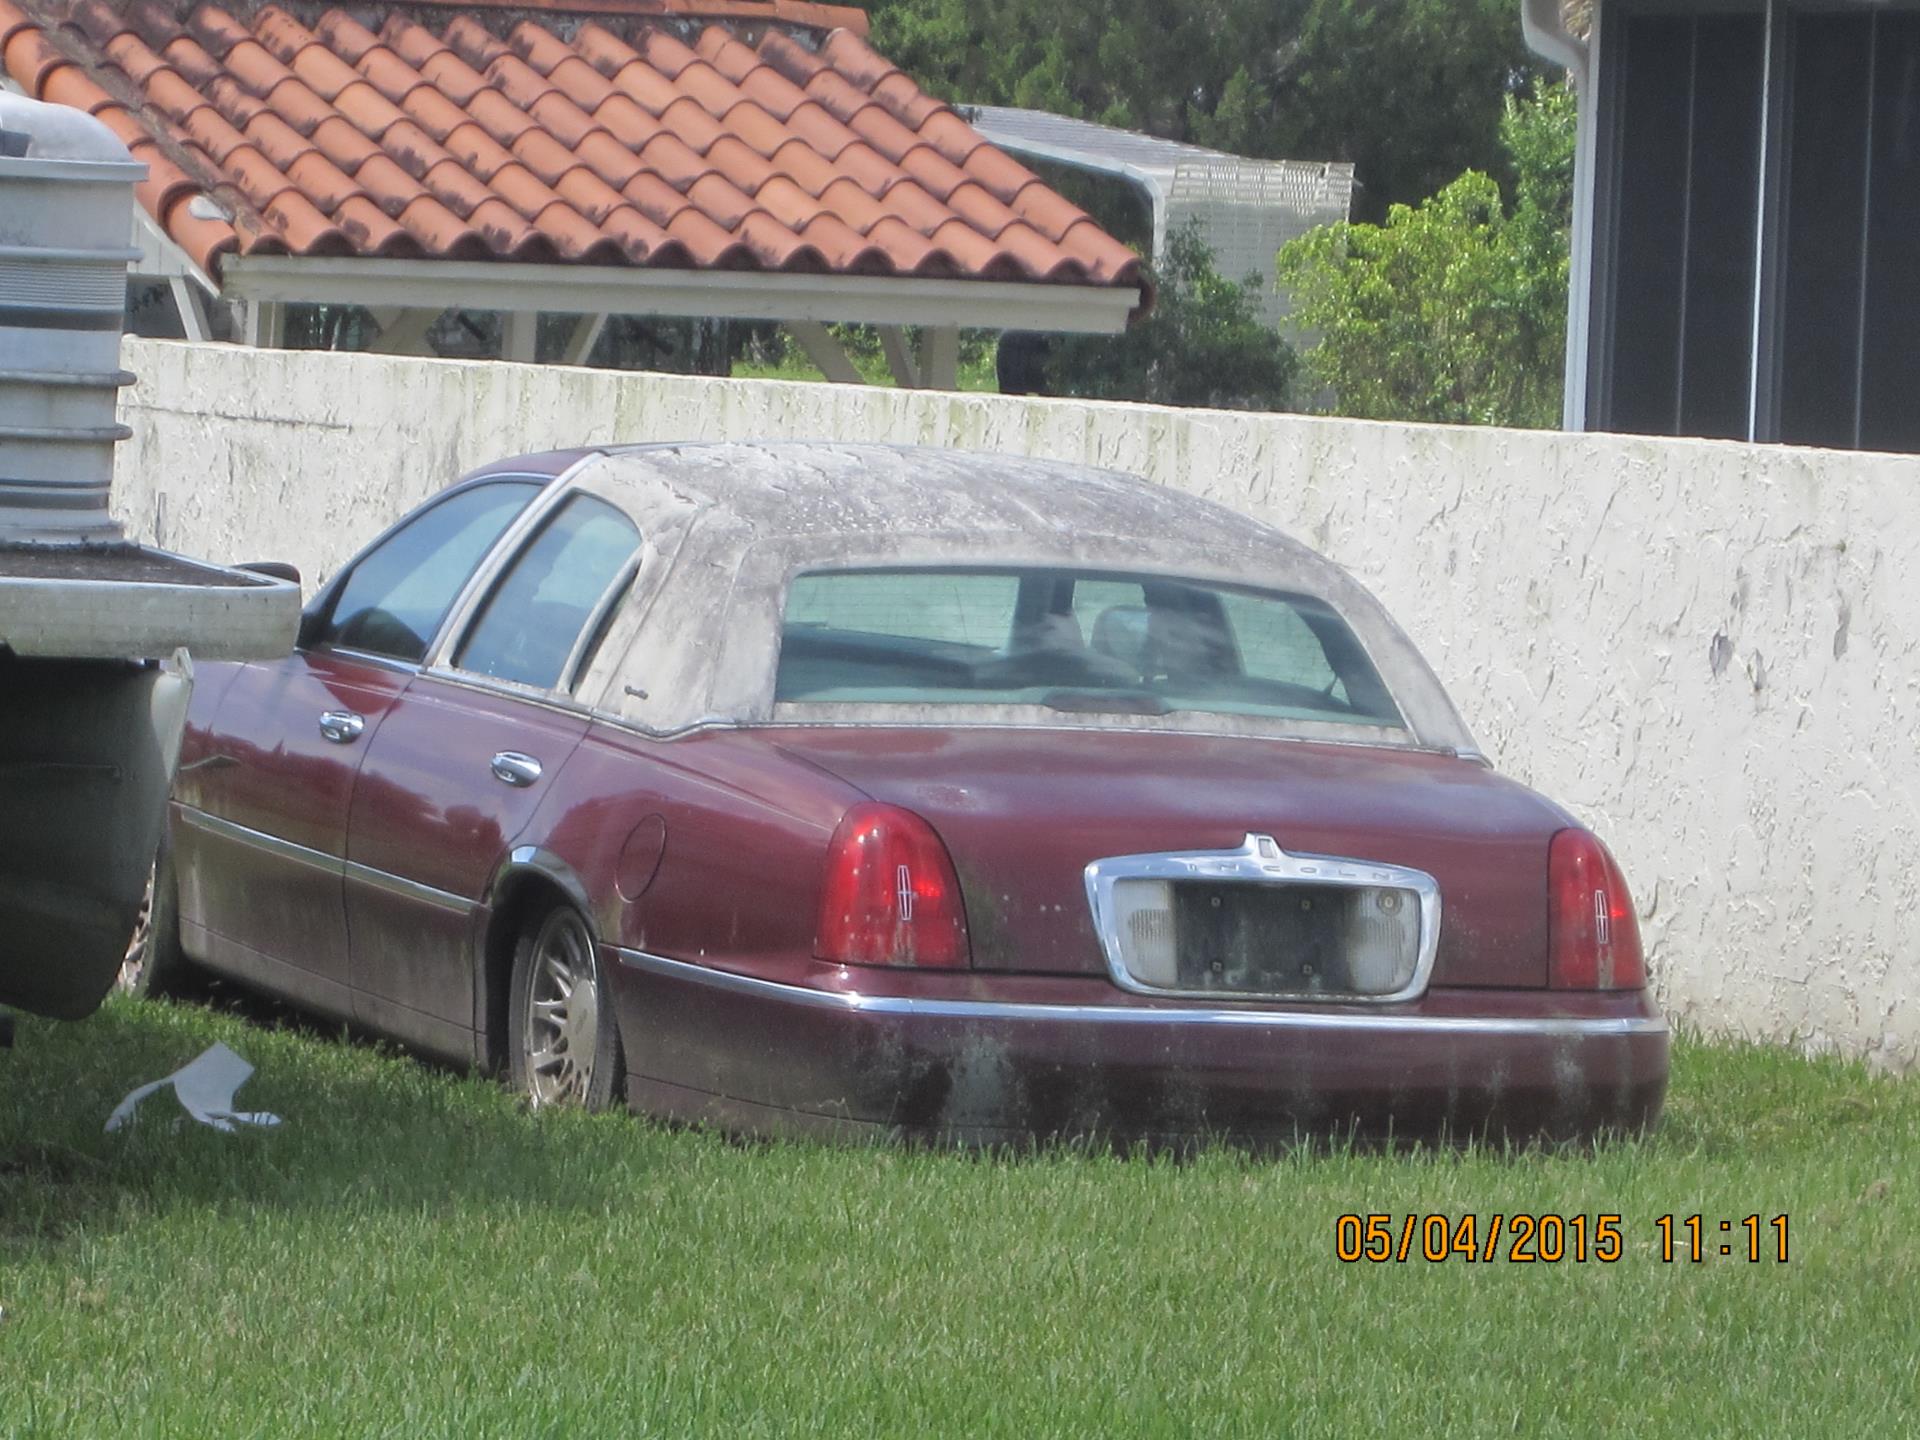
[1089,604,1153,674]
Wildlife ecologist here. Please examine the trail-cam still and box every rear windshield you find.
[775,568,1404,728]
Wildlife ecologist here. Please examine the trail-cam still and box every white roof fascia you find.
[220,255,1140,333]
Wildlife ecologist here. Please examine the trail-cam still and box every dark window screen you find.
[1606,13,1764,439]
[1780,13,1920,452]
[1780,14,1873,449]
[1862,17,1920,452]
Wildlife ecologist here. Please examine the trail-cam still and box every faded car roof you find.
[535,442,1478,754]
[586,440,1267,545]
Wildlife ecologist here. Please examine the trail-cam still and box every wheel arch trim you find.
[474,845,600,1063]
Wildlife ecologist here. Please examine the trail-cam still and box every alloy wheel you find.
[521,908,604,1108]
[117,861,157,993]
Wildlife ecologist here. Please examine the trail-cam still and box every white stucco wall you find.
[112,338,1920,1069]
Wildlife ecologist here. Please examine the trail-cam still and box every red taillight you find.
[815,803,971,968]
[1548,828,1646,990]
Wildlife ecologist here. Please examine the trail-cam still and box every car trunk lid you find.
[770,727,1568,989]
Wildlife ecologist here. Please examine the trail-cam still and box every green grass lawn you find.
[3,996,1916,1438]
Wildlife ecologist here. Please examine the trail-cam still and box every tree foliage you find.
[1277,82,1575,428]
[860,0,1540,219]
[1035,224,1297,411]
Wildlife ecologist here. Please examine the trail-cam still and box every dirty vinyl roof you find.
[0,0,1146,297]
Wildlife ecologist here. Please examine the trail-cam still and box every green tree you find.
[861,0,1539,219]
[1040,223,1297,411]
[1277,81,1574,428]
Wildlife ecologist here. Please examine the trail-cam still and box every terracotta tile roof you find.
[0,0,1144,298]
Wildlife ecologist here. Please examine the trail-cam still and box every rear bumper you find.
[610,949,1669,1147]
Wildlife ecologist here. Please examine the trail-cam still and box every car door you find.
[343,491,643,1057]
[173,478,543,1015]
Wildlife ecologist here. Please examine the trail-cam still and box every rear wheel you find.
[118,839,198,999]
[507,904,622,1111]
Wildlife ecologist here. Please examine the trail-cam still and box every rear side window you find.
[455,494,641,690]
[319,481,539,662]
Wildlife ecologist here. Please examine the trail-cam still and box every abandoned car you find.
[127,442,1669,1143]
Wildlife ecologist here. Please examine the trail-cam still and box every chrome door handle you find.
[491,751,542,787]
[318,710,365,744]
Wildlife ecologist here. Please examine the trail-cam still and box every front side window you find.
[317,481,540,662]
[776,568,1403,728]
[455,494,641,690]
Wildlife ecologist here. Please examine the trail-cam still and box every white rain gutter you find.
[1521,0,1596,432]
[1521,0,1589,73]
[222,255,1141,335]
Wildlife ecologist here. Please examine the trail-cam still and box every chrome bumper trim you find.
[612,947,1668,1038]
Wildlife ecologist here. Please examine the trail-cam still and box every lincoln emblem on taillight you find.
[896,864,914,921]
[1593,889,1611,945]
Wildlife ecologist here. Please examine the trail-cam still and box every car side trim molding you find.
[178,805,342,875]
[347,857,474,916]
[611,947,1670,1037]
[178,807,473,915]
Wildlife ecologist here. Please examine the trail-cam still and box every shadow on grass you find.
[8,989,1890,1261]
[0,990,688,1255]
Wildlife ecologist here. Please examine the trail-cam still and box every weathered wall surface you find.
[114,338,1920,1069]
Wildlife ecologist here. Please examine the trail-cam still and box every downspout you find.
[1521,0,1596,432]
[1521,0,1588,72]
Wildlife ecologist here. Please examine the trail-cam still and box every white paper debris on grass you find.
[105,1042,282,1134]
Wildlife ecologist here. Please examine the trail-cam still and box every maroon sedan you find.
[128,442,1667,1145]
